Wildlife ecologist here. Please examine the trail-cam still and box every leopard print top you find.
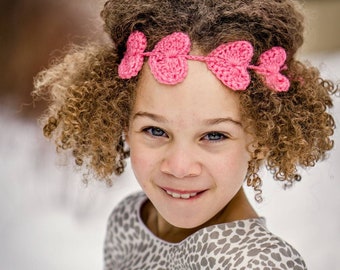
[104,192,307,269]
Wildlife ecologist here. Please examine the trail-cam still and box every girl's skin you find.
[126,59,258,243]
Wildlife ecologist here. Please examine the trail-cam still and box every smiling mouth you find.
[165,190,198,199]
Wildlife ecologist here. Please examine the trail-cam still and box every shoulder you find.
[113,191,146,213]
[104,191,146,265]
[106,191,146,230]
[188,218,307,269]
[248,223,306,269]
[238,218,307,269]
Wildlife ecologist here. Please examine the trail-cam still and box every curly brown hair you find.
[33,0,337,199]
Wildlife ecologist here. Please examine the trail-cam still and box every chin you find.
[162,213,210,230]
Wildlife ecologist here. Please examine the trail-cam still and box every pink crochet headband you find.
[118,31,290,92]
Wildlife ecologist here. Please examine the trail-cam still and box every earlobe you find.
[123,131,129,146]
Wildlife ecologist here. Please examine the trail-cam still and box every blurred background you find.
[0,0,339,269]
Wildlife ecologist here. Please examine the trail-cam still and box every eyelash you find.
[142,127,229,142]
[202,132,228,142]
[142,127,168,137]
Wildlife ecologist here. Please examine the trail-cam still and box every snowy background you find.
[0,52,339,270]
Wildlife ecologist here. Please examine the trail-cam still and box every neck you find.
[141,187,258,243]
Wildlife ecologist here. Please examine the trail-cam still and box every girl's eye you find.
[202,132,227,141]
[143,127,167,137]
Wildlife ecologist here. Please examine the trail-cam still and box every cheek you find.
[130,151,147,174]
[129,147,158,184]
[130,154,148,189]
[216,148,250,178]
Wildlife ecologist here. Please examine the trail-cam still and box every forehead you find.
[133,60,241,121]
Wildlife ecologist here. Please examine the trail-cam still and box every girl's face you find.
[126,60,252,229]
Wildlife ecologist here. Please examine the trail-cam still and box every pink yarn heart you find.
[118,31,147,79]
[251,47,290,92]
[206,41,254,91]
[148,32,191,85]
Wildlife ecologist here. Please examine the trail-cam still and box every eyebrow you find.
[132,111,242,127]
[203,117,243,127]
[132,111,168,123]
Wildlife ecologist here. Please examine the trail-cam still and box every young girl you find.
[33,0,338,269]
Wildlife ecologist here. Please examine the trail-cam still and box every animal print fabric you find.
[104,192,307,269]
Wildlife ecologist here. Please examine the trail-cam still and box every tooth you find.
[190,193,197,197]
[180,194,190,199]
[172,192,181,198]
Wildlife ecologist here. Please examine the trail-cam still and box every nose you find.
[160,143,202,178]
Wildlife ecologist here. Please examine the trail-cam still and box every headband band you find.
[118,31,290,92]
